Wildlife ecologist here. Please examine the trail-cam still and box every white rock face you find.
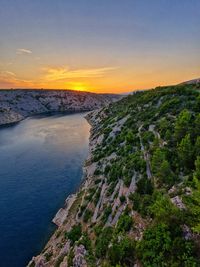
[52,194,77,226]
[171,195,186,209]
[0,89,121,126]
[73,245,87,267]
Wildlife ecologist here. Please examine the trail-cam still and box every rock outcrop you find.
[27,84,200,266]
[0,89,121,126]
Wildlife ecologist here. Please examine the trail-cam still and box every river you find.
[0,112,90,267]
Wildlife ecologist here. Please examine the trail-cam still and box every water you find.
[0,113,90,267]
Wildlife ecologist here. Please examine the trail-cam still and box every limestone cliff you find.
[0,89,121,126]
[28,84,200,267]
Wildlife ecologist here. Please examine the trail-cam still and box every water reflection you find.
[0,112,90,267]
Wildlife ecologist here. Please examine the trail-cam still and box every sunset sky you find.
[0,0,200,93]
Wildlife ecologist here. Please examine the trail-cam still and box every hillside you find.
[0,89,121,126]
[181,78,200,85]
[29,83,200,267]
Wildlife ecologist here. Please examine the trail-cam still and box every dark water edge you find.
[0,120,23,129]
[0,112,90,267]
[0,109,92,129]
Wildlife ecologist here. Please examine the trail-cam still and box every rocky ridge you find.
[28,84,200,267]
[0,89,121,126]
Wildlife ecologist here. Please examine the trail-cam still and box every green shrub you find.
[66,224,82,244]
[44,251,53,261]
[83,209,93,223]
[108,236,135,265]
[95,227,113,258]
[136,177,153,195]
[116,213,133,232]
[119,195,126,203]
[124,175,132,187]
[94,169,102,175]
[101,205,112,223]
[67,248,74,267]
[137,222,197,266]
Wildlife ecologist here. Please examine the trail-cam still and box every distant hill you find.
[0,89,122,126]
[180,78,200,85]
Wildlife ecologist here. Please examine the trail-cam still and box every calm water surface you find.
[0,113,90,267]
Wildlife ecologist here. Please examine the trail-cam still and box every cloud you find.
[0,65,118,89]
[16,48,32,55]
[3,71,16,77]
[0,70,33,88]
[42,66,118,81]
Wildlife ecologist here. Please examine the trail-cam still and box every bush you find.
[129,192,141,211]
[137,222,197,266]
[83,209,93,223]
[67,248,74,266]
[101,205,112,224]
[119,195,126,203]
[108,236,135,265]
[116,213,133,232]
[130,192,153,216]
[66,224,82,244]
[95,227,113,258]
[137,223,172,266]
[78,232,92,251]
[124,175,132,187]
[94,169,102,175]
[149,192,178,221]
[136,177,153,195]
[78,204,87,217]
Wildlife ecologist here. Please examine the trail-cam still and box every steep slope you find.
[180,78,200,85]
[28,83,200,267]
[0,89,121,126]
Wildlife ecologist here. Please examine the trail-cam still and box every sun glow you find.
[71,83,88,92]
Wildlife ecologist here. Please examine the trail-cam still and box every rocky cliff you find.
[0,89,121,126]
[28,83,200,267]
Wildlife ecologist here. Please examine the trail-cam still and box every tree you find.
[129,192,140,211]
[108,236,135,266]
[136,177,154,195]
[137,222,197,267]
[137,223,172,266]
[195,136,200,157]
[151,148,167,179]
[116,214,133,232]
[193,114,200,139]
[149,193,178,221]
[174,109,191,141]
[178,134,194,170]
[66,224,82,244]
[83,209,93,223]
[126,130,134,144]
[158,117,170,138]
[95,227,113,258]
[158,160,174,186]
[194,156,200,180]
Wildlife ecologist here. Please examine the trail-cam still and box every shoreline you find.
[0,109,94,129]
[50,110,95,227]
[27,109,97,266]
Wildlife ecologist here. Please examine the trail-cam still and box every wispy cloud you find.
[3,71,16,77]
[0,65,118,89]
[0,70,33,88]
[16,48,32,55]
[42,66,118,81]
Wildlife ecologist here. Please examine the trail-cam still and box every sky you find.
[0,0,200,93]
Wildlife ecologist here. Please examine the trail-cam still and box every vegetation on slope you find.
[29,83,200,267]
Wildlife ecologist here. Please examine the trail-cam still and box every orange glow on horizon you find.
[0,65,200,94]
[70,83,88,92]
